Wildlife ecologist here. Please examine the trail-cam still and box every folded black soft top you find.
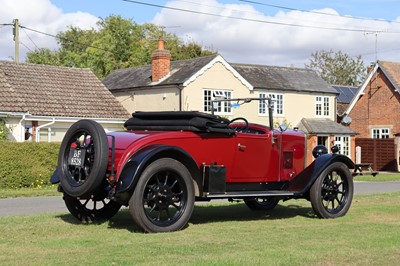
[124,111,235,134]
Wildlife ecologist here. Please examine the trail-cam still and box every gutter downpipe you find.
[18,113,28,142]
[178,85,183,111]
[35,117,56,142]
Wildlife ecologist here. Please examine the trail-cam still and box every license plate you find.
[69,149,86,167]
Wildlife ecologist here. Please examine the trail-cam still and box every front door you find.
[230,132,280,183]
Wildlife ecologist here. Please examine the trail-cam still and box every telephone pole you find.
[13,18,19,63]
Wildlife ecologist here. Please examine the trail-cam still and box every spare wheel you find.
[58,119,109,198]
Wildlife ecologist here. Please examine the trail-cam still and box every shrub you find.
[0,119,9,141]
[0,141,60,189]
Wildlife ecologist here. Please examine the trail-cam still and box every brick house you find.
[0,61,129,142]
[103,40,356,165]
[342,60,400,171]
[344,61,400,138]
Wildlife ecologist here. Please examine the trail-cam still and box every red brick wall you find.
[348,69,400,138]
[305,135,356,166]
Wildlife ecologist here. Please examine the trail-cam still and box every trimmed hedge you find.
[0,141,60,189]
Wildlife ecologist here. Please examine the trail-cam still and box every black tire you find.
[58,120,109,198]
[310,162,353,218]
[129,158,195,233]
[244,197,279,211]
[63,193,121,223]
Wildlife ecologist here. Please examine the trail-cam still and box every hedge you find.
[0,141,60,189]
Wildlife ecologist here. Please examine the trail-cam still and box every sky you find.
[1,0,400,68]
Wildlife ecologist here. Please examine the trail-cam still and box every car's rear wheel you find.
[129,158,195,233]
[63,193,121,223]
[58,120,109,198]
[244,197,279,211]
[310,162,353,218]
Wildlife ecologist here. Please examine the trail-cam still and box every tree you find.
[26,15,215,78]
[305,50,366,86]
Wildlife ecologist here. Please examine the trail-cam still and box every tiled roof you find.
[297,118,357,135]
[231,64,338,94]
[379,61,400,92]
[0,61,129,118]
[103,55,219,90]
[103,54,337,95]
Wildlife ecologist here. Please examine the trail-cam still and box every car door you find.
[229,130,280,183]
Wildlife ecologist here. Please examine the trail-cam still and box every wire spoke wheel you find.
[310,162,353,218]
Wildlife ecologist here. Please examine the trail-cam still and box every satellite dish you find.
[342,115,352,125]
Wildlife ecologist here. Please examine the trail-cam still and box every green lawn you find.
[354,172,400,182]
[0,193,399,265]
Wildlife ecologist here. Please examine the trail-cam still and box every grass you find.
[0,185,59,199]
[0,193,399,265]
[354,172,400,182]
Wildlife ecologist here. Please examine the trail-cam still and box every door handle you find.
[238,143,246,150]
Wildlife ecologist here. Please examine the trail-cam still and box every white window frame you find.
[203,89,232,115]
[316,96,330,117]
[334,135,350,158]
[259,93,284,116]
[372,128,390,139]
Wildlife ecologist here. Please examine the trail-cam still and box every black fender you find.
[115,145,202,197]
[288,153,355,194]
[50,168,60,184]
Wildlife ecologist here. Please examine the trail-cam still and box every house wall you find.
[305,134,356,166]
[113,87,180,114]
[182,61,337,127]
[4,118,124,142]
[348,69,400,138]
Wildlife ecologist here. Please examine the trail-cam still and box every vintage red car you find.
[51,97,354,233]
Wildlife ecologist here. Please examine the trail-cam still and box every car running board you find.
[203,190,301,199]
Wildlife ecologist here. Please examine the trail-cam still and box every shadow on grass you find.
[56,201,316,232]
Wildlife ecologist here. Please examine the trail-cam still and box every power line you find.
[122,0,398,33]
[239,0,400,25]
[21,27,39,50]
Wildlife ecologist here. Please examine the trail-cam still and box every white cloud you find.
[0,0,99,61]
[153,0,400,66]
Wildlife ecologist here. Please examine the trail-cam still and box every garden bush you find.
[0,141,60,189]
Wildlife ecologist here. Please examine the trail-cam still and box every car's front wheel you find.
[129,158,195,233]
[310,162,353,218]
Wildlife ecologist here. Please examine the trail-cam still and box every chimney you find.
[151,39,171,82]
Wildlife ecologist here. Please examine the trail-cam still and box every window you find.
[259,93,284,116]
[334,136,350,157]
[203,89,232,114]
[372,128,390,139]
[317,135,329,150]
[316,96,329,117]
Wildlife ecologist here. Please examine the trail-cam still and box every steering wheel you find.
[228,117,249,133]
